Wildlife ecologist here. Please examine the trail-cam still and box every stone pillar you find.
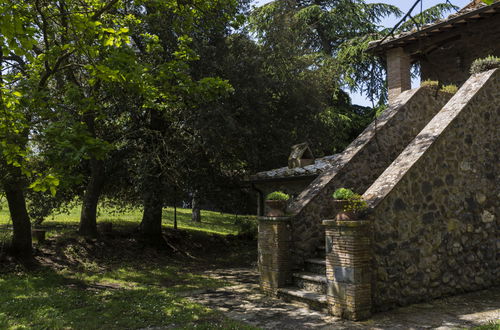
[258,216,292,295]
[323,220,372,321]
[387,47,411,104]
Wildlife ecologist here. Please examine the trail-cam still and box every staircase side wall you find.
[364,69,500,310]
[287,88,452,263]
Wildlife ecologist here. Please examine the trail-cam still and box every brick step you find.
[304,258,326,274]
[277,287,328,313]
[293,272,327,294]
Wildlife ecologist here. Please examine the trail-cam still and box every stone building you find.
[252,0,499,321]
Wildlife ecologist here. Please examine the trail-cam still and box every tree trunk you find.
[140,174,164,244]
[191,191,201,222]
[79,158,105,236]
[3,169,32,259]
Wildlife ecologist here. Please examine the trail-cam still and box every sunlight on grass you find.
[0,270,222,329]
[0,201,259,329]
[0,203,256,244]
[0,254,258,329]
[473,320,500,330]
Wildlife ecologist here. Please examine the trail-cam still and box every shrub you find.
[343,195,368,213]
[439,84,458,94]
[333,188,368,214]
[332,188,355,200]
[470,55,500,74]
[421,79,439,88]
[265,191,290,201]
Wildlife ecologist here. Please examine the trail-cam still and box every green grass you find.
[0,263,258,329]
[0,203,259,329]
[0,204,256,243]
[473,320,500,330]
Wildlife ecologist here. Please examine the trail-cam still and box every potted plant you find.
[331,188,367,220]
[265,191,290,217]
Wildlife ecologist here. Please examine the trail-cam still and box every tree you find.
[250,0,457,104]
[0,0,136,256]
[116,0,246,243]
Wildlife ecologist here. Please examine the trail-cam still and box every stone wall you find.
[420,15,500,87]
[286,87,453,264]
[364,69,500,310]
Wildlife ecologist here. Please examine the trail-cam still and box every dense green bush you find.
[332,188,356,200]
[440,84,458,94]
[470,55,500,74]
[421,80,439,88]
[265,191,290,201]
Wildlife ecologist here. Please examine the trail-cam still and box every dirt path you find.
[189,268,500,329]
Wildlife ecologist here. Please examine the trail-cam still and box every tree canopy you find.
[0,0,458,259]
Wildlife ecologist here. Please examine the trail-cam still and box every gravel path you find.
[188,267,500,329]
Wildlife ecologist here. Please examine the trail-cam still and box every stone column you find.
[258,216,292,295]
[387,47,411,104]
[323,219,372,321]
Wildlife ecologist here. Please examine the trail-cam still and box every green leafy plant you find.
[332,188,355,200]
[470,55,500,74]
[332,188,367,214]
[421,79,439,88]
[343,195,368,214]
[265,191,290,201]
[439,84,458,94]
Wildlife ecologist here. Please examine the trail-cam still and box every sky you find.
[252,0,471,106]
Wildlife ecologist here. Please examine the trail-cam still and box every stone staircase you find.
[277,245,328,313]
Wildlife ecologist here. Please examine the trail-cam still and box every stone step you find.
[304,258,326,274]
[277,287,328,313]
[316,245,326,258]
[293,272,327,294]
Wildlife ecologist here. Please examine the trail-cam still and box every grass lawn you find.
[0,205,259,329]
[0,204,256,243]
[474,320,500,330]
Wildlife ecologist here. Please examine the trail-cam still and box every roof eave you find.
[367,2,500,55]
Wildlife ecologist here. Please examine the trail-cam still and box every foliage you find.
[332,188,367,213]
[0,223,258,329]
[481,0,495,5]
[421,80,457,94]
[332,188,356,200]
[265,191,290,201]
[398,3,459,32]
[337,1,457,104]
[374,103,388,117]
[473,320,500,330]
[244,1,380,161]
[440,84,458,94]
[250,0,402,105]
[342,194,368,213]
[421,80,439,88]
[470,55,500,74]
[0,204,256,240]
[0,0,132,191]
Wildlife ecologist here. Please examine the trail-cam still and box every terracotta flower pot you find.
[265,200,288,217]
[331,199,359,220]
